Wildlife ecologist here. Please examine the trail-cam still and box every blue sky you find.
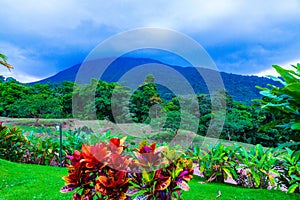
[0,0,300,82]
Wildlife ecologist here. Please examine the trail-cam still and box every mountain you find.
[31,57,279,103]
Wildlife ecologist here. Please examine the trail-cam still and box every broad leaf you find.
[287,183,299,194]
[273,65,299,84]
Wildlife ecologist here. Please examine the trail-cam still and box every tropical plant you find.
[255,64,300,142]
[61,138,194,199]
[61,137,131,199]
[235,144,280,189]
[0,124,28,162]
[278,148,300,193]
[128,143,193,199]
[192,143,238,183]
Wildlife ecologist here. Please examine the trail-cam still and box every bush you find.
[192,143,238,183]
[278,148,300,193]
[61,138,194,199]
[0,124,28,162]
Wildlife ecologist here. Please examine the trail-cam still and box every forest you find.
[0,68,299,148]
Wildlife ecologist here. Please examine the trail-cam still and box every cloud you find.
[255,59,300,77]
[0,42,57,81]
[1,0,300,82]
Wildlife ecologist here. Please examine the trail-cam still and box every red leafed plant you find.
[61,137,131,200]
[128,144,194,199]
[61,138,193,200]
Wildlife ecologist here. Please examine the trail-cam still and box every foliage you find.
[234,144,280,189]
[0,124,28,162]
[130,74,163,123]
[191,143,300,193]
[255,64,300,142]
[61,138,194,199]
[278,148,300,193]
[192,143,238,183]
[128,143,194,199]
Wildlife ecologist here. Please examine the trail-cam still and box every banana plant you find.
[255,64,300,142]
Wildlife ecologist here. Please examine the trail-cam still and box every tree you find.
[130,74,162,123]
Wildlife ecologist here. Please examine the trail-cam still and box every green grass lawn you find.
[0,159,71,200]
[181,176,300,200]
[0,159,299,200]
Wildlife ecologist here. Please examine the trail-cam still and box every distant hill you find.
[31,57,280,103]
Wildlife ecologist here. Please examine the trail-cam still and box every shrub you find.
[278,148,300,193]
[192,143,238,183]
[61,138,194,199]
[0,124,28,162]
[235,144,280,189]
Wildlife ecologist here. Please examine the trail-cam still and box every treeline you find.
[0,75,298,147]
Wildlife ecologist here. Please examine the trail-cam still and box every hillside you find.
[31,57,280,103]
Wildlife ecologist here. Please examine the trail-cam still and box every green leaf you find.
[287,183,299,194]
[273,65,299,84]
[253,173,261,188]
[223,168,232,179]
[267,75,287,85]
[281,83,300,101]
[291,150,300,162]
[0,53,8,62]
[291,123,300,130]
[268,174,275,186]
[259,90,277,99]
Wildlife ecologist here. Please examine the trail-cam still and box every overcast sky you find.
[0,0,300,82]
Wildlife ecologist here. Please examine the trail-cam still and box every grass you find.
[182,176,300,200]
[0,159,71,200]
[0,159,299,200]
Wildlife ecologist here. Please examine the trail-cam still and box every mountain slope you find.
[32,57,279,103]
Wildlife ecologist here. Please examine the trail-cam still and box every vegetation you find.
[2,159,299,200]
[0,75,296,147]
[255,64,300,143]
[32,57,281,103]
[61,138,194,199]
[1,60,300,198]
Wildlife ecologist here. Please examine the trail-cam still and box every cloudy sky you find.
[0,0,300,82]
